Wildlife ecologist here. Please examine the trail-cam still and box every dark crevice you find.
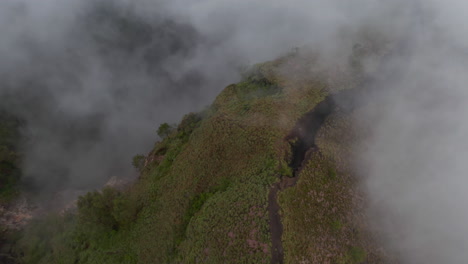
[286,87,367,176]
[287,96,336,176]
[268,88,364,264]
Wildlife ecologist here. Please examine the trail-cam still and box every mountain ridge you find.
[7,48,396,263]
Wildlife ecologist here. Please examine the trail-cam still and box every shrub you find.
[157,123,175,139]
[331,220,343,231]
[77,187,142,233]
[112,194,141,229]
[180,178,231,241]
[0,112,21,201]
[15,213,78,264]
[328,167,337,179]
[177,113,202,134]
[279,162,293,177]
[77,187,121,231]
[349,247,367,263]
[132,154,145,171]
[0,161,20,201]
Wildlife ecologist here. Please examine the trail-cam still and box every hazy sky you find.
[0,0,370,190]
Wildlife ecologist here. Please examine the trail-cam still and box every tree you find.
[77,188,120,231]
[157,123,174,139]
[132,154,145,171]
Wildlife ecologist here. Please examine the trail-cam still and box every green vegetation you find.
[131,154,145,171]
[328,167,338,180]
[348,246,367,263]
[157,123,175,139]
[11,51,394,263]
[279,161,294,177]
[15,214,77,264]
[0,110,21,202]
[77,188,121,231]
[331,220,344,231]
[184,178,230,226]
[279,113,389,263]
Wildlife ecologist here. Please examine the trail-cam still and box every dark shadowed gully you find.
[287,96,336,175]
[268,88,364,264]
[267,96,334,264]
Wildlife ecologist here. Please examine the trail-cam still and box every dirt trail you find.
[268,183,284,264]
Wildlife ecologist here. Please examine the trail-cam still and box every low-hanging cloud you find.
[352,1,468,263]
[0,0,211,191]
[2,0,468,262]
[0,0,377,191]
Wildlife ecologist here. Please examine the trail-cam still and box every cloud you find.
[0,0,364,191]
[2,1,468,262]
[352,1,468,263]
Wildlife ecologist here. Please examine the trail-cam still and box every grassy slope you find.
[126,58,329,263]
[279,112,392,263]
[16,51,393,263]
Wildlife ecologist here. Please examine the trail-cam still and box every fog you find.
[0,0,374,191]
[357,4,468,263]
[0,0,234,191]
[1,0,468,262]
[352,1,468,263]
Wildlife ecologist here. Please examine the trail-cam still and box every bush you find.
[0,112,21,201]
[112,194,141,229]
[77,187,121,231]
[15,213,78,264]
[77,187,141,233]
[0,161,20,201]
[180,178,231,240]
[328,167,337,179]
[157,123,175,139]
[349,247,367,263]
[331,220,343,231]
[279,162,293,177]
[177,113,202,135]
[132,154,145,171]
[235,80,281,101]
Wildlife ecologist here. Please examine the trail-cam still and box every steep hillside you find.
[11,50,395,264]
